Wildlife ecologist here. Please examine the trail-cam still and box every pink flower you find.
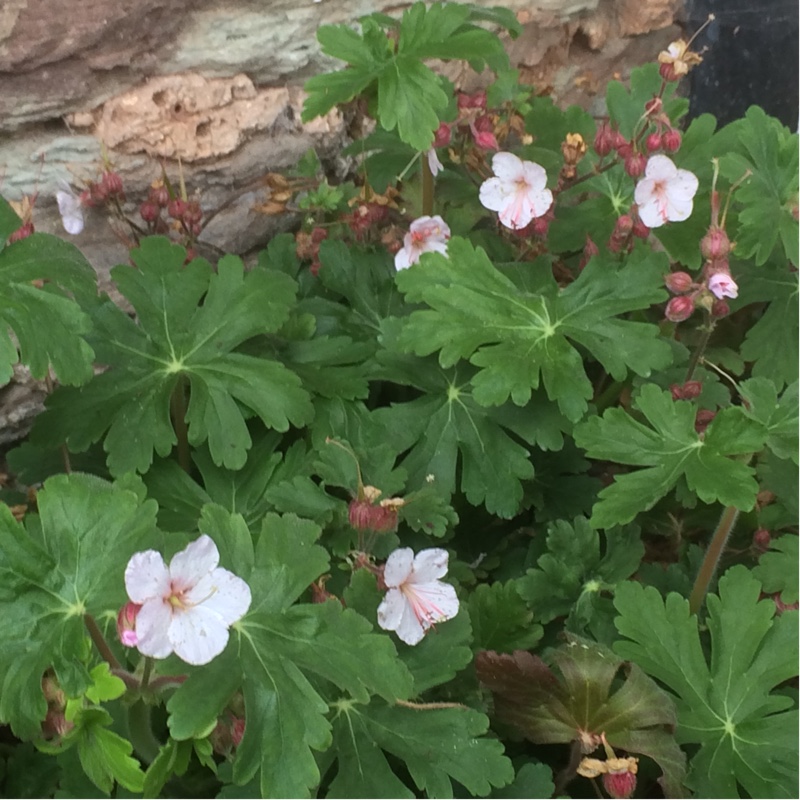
[124,535,251,666]
[377,548,459,645]
[427,148,444,177]
[394,215,450,270]
[633,154,698,228]
[117,601,142,646]
[479,152,553,230]
[707,271,738,299]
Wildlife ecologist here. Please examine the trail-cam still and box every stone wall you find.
[1,0,683,269]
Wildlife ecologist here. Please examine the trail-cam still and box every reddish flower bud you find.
[659,61,679,82]
[752,528,771,552]
[612,131,628,151]
[433,121,452,148]
[681,380,702,399]
[311,226,328,244]
[644,96,663,116]
[603,768,637,800]
[100,171,124,197]
[7,221,35,243]
[664,271,694,293]
[665,295,694,322]
[139,200,160,223]
[168,198,187,219]
[645,132,662,152]
[231,716,245,747]
[614,214,634,237]
[661,128,682,153]
[624,152,647,178]
[457,90,486,110]
[594,123,614,156]
[670,383,684,401]
[700,226,731,261]
[88,181,109,205]
[711,299,730,318]
[694,408,716,434]
[42,707,74,740]
[117,601,141,646]
[149,184,170,207]
[530,215,550,237]
[632,218,650,239]
[616,143,632,161]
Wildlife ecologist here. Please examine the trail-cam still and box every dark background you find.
[686,0,799,129]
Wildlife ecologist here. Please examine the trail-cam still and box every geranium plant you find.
[0,2,797,798]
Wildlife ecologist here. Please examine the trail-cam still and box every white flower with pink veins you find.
[124,535,251,666]
[479,152,553,230]
[708,271,738,299]
[377,547,459,645]
[634,154,699,229]
[394,215,451,270]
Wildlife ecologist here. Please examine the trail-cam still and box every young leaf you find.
[476,637,686,797]
[0,233,96,385]
[574,384,768,528]
[31,238,312,475]
[0,474,159,737]
[614,566,799,798]
[469,581,543,653]
[516,517,643,629]
[396,239,672,422]
[753,534,799,605]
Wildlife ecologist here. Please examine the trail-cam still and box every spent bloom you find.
[633,155,698,229]
[394,215,450,270]
[55,179,85,235]
[479,152,553,230]
[377,548,459,646]
[123,534,251,666]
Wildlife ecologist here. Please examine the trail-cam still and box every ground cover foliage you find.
[0,3,797,798]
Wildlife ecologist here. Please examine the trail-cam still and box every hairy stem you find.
[127,701,162,765]
[689,505,740,615]
[554,739,585,797]
[421,151,434,217]
[84,614,121,670]
[169,376,192,474]
[684,317,715,383]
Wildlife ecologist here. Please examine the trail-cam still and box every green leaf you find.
[516,518,643,629]
[84,663,126,704]
[328,701,514,798]
[476,636,686,797]
[31,238,312,475]
[739,378,798,463]
[614,566,799,798]
[396,240,671,422]
[469,582,543,652]
[575,384,766,527]
[753,534,799,605]
[0,474,159,737]
[491,762,554,799]
[0,233,96,385]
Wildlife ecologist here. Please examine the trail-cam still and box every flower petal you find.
[169,535,219,588]
[644,154,678,181]
[125,550,170,604]
[394,248,413,270]
[394,602,427,645]
[490,152,524,183]
[186,568,252,625]
[410,548,449,583]
[377,588,407,632]
[521,160,548,192]
[168,605,232,666]
[134,598,174,659]
[405,580,459,627]
[479,177,509,212]
[383,548,414,588]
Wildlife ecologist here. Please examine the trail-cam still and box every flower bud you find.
[632,218,650,239]
[42,707,74,740]
[664,271,694,293]
[613,214,634,237]
[139,200,160,223]
[624,152,647,178]
[711,299,730,318]
[645,132,662,152]
[168,198,187,219]
[665,295,694,322]
[694,408,716,435]
[100,171,124,198]
[117,601,141,646]
[661,128,682,153]
[644,96,663,116]
[681,380,702,399]
[594,122,614,156]
[707,270,738,300]
[7,221,35,243]
[659,61,678,82]
[87,181,109,205]
[149,184,170,207]
[231,715,245,747]
[612,130,628,151]
[752,528,771,552]
[433,121,452,148]
[700,226,731,260]
[603,767,637,800]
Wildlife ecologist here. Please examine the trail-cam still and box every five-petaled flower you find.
[633,155,698,229]
[479,152,553,230]
[394,215,450,270]
[377,548,459,645]
[124,535,251,666]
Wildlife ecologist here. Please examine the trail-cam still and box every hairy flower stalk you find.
[689,505,740,615]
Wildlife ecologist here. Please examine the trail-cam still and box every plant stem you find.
[554,739,584,797]
[141,657,154,693]
[421,151,434,217]
[169,376,192,474]
[684,317,715,383]
[44,373,72,473]
[84,614,121,670]
[127,701,162,765]
[593,379,625,413]
[689,505,739,615]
